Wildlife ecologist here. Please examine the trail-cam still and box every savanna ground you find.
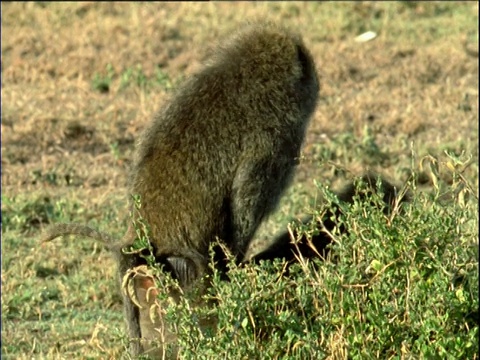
[1,2,478,359]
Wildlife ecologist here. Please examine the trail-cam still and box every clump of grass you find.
[92,63,115,93]
[92,63,174,93]
[1,195,82,234]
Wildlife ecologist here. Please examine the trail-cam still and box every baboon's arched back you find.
[42,22,320,357]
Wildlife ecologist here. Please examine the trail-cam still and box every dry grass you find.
[1,2,478,359]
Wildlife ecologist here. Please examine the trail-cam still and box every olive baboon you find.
[251,173,409,265]
[41,22,319,357]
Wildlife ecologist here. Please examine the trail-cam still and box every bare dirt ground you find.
[1,2,478,358]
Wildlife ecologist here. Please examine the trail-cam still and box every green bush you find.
[152,166,478,359]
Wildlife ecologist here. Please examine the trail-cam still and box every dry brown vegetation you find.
[2,2,478,358]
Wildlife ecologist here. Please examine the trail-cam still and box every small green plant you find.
[120,65,173,91]
[155,68,173,90]
[121,194,156,265]
[92,63,115,93]
[119,65,148,90]
[109,141,121,162]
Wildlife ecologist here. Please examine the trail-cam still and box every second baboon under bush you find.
[251,173,409,265]
[41,22,319,357]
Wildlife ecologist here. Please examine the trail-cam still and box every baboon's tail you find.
[41,223,116,246]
